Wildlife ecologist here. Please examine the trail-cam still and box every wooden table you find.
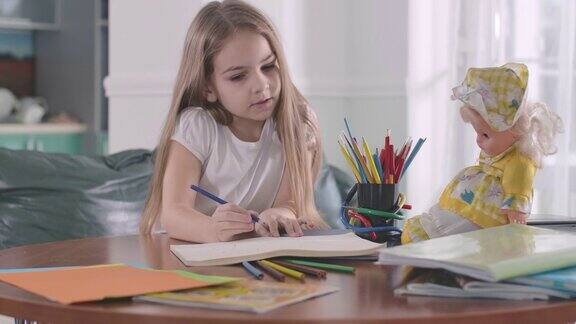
[0,234,575,323]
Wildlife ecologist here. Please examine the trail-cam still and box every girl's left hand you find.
[502,209,527,225]
[255,207,304,237]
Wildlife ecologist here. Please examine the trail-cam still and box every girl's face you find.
[208,30,281,126]
[467,108,517,157]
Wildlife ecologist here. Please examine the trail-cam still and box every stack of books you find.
[377,224,576,300]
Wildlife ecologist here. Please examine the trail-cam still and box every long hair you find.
[140,0,326,234]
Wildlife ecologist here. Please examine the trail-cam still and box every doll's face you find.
[466,108,518,157]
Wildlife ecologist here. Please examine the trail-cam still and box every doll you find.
[401,63,563,244]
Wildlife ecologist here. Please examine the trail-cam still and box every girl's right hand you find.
[210,204,255,242]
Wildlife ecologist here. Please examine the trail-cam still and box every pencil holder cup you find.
[342,183,402,245]
[357,183,398,212]
[357,184,397,231]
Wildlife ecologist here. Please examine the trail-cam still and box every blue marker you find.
[190,185,259,223]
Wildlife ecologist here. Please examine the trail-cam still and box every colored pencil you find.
[271,260,327,279]
[190,184,227,204]
[341,134,368,183]
[385,129,390,150]
[388,144,396,183]
[191,185,259,223]
[351,138,374,183]
[362,137,381,184]
[394,156,405,182]
[344,118,354,144]
[242,261,263,280]
[260,260,305,282]
[338,140,361,182]
[283,259,355,274]
[373,151,384,182]
[401,137,426,177]
[256,260,285,282]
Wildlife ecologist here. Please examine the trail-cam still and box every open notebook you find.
[377,224,576,282]
[171,232,383,266]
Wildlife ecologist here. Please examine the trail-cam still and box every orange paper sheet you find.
[0,264,211,304]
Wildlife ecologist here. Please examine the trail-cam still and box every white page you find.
[171,233,384,266]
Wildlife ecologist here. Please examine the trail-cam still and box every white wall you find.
[105,0,200,152]
[105,0,409,172]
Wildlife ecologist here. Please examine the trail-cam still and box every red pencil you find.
[383,147,389,184]
[385,129,390,150]
[395,157,405,182]
[389,144,395,183]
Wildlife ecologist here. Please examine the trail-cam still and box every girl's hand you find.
[210,203,255,242]
[255,207,304,237]
[502,209,527,225]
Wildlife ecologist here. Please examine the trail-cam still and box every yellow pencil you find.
[362,137,381,184]
[260,260,305,282]
[338,141,361,182]
[350,138,374,183]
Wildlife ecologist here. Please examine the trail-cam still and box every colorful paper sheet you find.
[0,264,231,304]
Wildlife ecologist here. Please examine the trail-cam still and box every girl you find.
[401,63,563,244]
[139,0,328,243]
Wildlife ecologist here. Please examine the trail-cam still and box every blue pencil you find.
[344,118,354,144]
[340,133,368,183]
[190,185,259,223]
[401,137,426,177]
[242,261,264,280]
[190,185,227,204]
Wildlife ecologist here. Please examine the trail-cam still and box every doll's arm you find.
[501,153,537,224]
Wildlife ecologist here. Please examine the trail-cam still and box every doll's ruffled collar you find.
[479,145,515,165]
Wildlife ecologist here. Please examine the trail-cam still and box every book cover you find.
[395,268,574,300]
[378,224,576,281]
[136,280,339,314]
[171,232,383,266]
[510,266,576,293]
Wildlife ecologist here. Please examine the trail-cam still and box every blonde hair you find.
[511,102,564,168]
[140,0,326,234]
[460,103,563,168]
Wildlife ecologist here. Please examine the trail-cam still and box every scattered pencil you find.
[241,261,263,280]
[271,260,327,279]
[283,259,355,274]
[260,260,305,282]
[256,260,285,282]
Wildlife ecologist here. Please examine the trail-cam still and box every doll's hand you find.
[255,207,304,237]
[502,209,527,225]
[210,204,255,242]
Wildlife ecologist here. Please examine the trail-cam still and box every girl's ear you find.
[205,85,218,103]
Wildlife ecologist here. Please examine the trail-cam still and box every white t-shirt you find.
[171,107,285,216]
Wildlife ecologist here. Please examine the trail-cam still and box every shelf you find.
[0,18,58,31]
[0,123,87,134]
[0,0,61,31]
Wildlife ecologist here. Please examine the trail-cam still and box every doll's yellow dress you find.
[401,146,536,244]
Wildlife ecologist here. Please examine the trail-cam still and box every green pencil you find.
[283,259,355,274]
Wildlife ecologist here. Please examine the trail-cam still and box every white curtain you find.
[407,0,576,218]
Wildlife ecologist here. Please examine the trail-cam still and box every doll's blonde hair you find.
[510,102,563,168]
[139,0,327,234]
[460,103,563,168]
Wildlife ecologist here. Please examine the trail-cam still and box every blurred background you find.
[0,0,574,218]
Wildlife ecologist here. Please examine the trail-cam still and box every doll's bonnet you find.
[451,63,529,131]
